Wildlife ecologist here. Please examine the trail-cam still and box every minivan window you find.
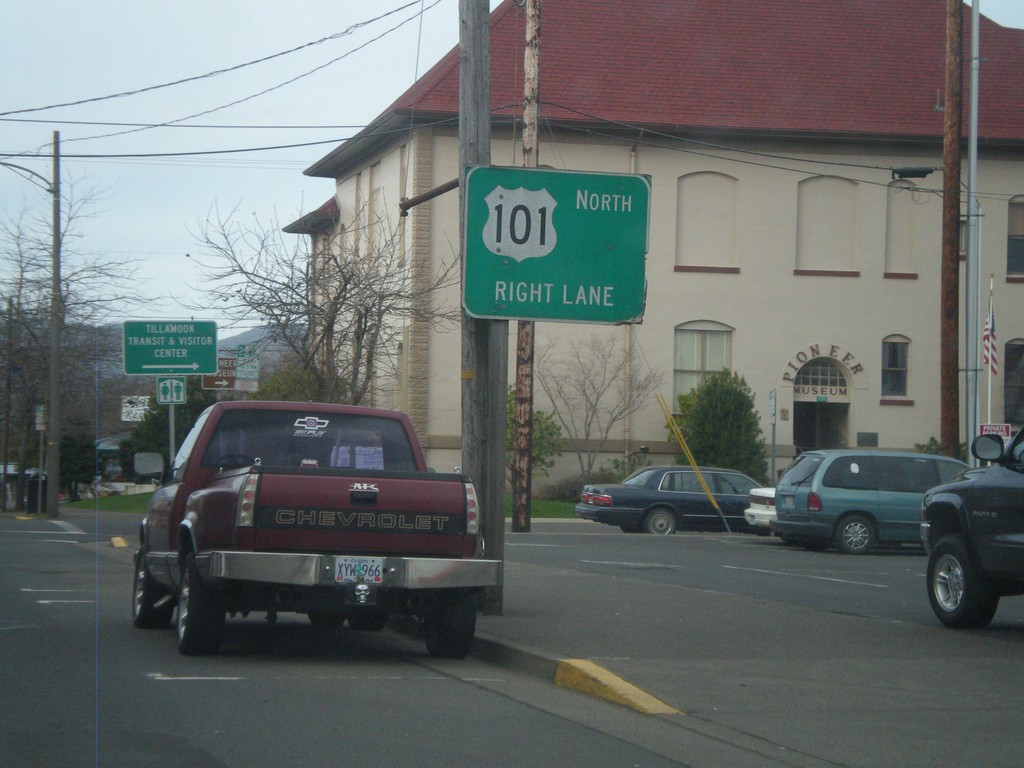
[877,457,938,493]
[778,454,822,486]
[823,456,877,490]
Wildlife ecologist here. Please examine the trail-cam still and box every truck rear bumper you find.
[204,551,502,590]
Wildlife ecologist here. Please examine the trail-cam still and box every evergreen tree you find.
[674,370,767,483]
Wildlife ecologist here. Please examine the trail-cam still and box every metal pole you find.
[964,0,981,461]
[512,0,541,533]
[45,131,61,517]
[2,298,12,512]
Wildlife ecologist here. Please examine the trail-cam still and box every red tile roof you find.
[393,0,1023,141]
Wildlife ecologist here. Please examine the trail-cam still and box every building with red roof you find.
[291,0,1024,482]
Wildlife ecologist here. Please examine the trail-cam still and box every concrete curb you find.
[472,632,679,716]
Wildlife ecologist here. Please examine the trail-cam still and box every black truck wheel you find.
[424,592,477,659]
[132,550,174,629]
[177,552,225,655]
[927,534,999,629]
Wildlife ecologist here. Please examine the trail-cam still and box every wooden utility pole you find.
[940,0,962,457]
[459,0,507,613]
[512,0,541,533]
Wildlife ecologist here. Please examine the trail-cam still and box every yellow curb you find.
[110,536,129,548]
[554,659,680,715]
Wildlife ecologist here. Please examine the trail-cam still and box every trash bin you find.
[25,474,47,512]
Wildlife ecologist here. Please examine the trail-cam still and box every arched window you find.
[674,321,733,397]
[884,181,919,276]
[675,172,738,268]
[882,335,910,397]
[796,176,858,273]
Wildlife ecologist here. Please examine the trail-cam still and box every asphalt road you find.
[3,511,1023,767]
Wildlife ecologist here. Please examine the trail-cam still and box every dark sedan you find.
[575,465,761,534]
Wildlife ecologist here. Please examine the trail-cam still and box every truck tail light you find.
[236,471,260,527]
[807,492,823,513]
[464,482,480,535]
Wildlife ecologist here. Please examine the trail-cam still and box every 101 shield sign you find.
[463,166,650,324]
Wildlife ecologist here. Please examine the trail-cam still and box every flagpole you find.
[987,274,993,424]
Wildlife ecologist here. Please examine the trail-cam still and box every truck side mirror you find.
[134,452,165,480]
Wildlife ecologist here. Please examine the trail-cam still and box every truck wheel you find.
[643,508,676,535]
[177,552,225,655]
[132,550,174,629]
[424,592,477,659]
[834,514,875,555]
[927,534,999,629]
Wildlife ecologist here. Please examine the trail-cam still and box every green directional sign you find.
[464,166,651,323]
[122,320,217,375]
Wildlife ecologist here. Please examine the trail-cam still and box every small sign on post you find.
[156,376,186,405]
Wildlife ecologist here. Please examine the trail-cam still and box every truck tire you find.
[643,508,676,535]
[927,534,1000,629]
[132,550,174,629]
[424,592,477,659]
[834,514,875,555]
[177,552,225,655]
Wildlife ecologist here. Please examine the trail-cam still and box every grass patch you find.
[63,492,578,518]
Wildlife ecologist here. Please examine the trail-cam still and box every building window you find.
[1009,197,1024,275]
[796,176,859,274]
[882,337,909,397]
[675,172,738,269]
[1005,340,1024,425]
[674,322,733,397]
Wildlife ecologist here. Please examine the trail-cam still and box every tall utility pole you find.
[459,0,507,613]
[512,0,541,533]
[45,131,62,518]
[940,0,962,458]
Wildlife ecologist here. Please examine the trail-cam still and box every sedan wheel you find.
[643,508,676,535]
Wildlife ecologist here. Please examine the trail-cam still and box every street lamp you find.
[0,131,61,517]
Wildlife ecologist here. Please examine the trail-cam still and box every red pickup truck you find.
[131,400,501,658]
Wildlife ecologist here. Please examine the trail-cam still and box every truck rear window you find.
[200,410,418,471]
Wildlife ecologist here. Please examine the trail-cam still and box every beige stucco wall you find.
[326,125,1022,487]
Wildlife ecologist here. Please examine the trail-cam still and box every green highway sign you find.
[156,376,187,405]
[122,321,218,375]
[464,166,650,323]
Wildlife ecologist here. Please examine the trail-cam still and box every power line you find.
[0,2,430,119]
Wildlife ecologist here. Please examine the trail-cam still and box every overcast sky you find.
[2,0,1022,337]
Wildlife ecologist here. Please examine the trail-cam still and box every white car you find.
[743,487,776,534]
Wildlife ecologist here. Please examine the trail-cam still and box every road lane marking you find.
[722,565,888,588]
[581,560,679,570]
[148,673,244,682]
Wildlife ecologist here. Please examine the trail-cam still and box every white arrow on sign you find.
[142,362,201,371]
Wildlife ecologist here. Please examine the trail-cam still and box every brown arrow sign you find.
[202,356,237,390]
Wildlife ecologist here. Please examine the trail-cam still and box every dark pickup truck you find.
[921,430,1024,628]
[132,400,501,658]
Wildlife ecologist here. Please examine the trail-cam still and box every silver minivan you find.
[770,450,967,554]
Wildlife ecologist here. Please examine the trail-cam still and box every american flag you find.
[982,296,997,376]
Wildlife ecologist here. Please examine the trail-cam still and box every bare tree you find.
[0,181,146,501]
[536,333,662,480]
[188,204,459,405]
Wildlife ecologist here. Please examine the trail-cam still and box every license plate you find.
[334,557,384,584]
